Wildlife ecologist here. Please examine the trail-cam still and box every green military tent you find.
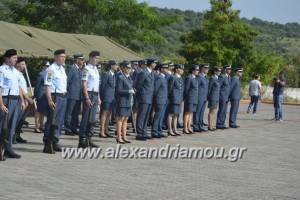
[0,21,141,60]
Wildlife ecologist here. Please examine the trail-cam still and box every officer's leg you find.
[199,101,207,129]
[64,98,76,132]
[79,98,90,148]
[158,105,167,135]
[193,102,201,131]
[5,99,20,157]
[279,95,283,120]
[144,104,153,137]
[216,100,224,127]
[229,100,239,126]
[152,104,162,137]
[253,96,259,114]
[136,103,148,137]
[70,100,81,132]
[53,96,67,150]
[87,94,99,147]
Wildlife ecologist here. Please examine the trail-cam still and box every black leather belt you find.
[51,93,67,98]
[3,95,19,100]
[88,91,99,95]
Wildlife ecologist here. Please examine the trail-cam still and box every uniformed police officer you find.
[135,58,157,141]
[43,49,68,153]
[183,64,199,134]
[99,60,118,138]
[64,54,84,136]
[229,67,243,128]
[14,57,34,143]
[151,63,169,138]
[115,60,134,143]
[207,66,221,131]
[34,60,49,133]
[78,51,101,148]
[0,49,25,159]
[167,64,184,136]
[193,63,209,132]
[216,65,232,129]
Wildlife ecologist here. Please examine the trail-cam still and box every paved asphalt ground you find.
[1,103,300,200]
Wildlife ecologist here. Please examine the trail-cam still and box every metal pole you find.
[24,65,37,110]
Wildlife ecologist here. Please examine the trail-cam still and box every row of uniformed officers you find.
[0,48,243,160]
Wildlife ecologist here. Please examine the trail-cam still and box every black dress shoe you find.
[105,133,114,138]
[116,138,125,144]
[65,130,75,136]
[4,150,21,159]
[216,126,228,130]
[208,128,216,131]
[43,141,55,154]
[183,130,191,135]
[16,136,27,143]
[71,130,79,135]
[53,142,62,152]
[174,131,181,136]
[159,134,167,138]
[136,136,147,141]
[145,135,152,139]
[230,125,240,128]
[87,138,99,148]
[121,137,132,143]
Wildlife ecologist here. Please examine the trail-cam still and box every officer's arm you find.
[207,77,213,98]
[154,78,161,94]
[184,77,191,97]
[66,67,74,87]
[229,78,237,99]
[117,77,129,94]
[135,72,146,91]
[100,73,108,97]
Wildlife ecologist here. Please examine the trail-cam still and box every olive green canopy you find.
[0,21,141,61]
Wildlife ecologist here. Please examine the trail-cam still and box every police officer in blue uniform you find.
[229,67,243,128]
[193,63,209,132]
[207,66,221,131]
[115,61,134,143]
[216,65,232,129]
[78,51,101,148]
[151,63,169,138]
[43,49,68,153]
[167,64,184,136]
[34,60,49,133]
[135,58,157,141]
[64,54,84,136]
[99,60,118,138]
[183,64,199,134]
[0,49,25,159]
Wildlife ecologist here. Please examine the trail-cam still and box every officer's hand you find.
[0,104,8,113]
[86,98,93,108]
[20,101,26,111]
[129,89,135,94]
[48,99,56,110]
[27,98,34,105]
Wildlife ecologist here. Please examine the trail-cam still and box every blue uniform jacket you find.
[154,73,168,105]
[135,69,155,104]
[66,64,82,100]
[169,74,184,105]
[207,75,220,106]
[197,73,209,102]
[100,71,116,103]
[229,76,241,100]
[116,72,133,107]
[218,74,231,101]
[34,69,47,99]
[184,74,198,104]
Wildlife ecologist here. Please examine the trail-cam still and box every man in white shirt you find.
[247,74,262,114]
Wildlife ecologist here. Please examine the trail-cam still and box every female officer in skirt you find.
[207,66,221,131]
[167,64,184,136]
[115,61,135,144]
[183,64,199,134]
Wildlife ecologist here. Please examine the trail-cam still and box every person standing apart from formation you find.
[34,60,50,133]
[247,74,261,115]
[216,65,232,129]
[99,60,118,138]
[207,66,221,131]
[43,49,68,153]
[135,58,157,141]
[167,64,184,136]
[115,61,134,144]
[0,49,25,160]
[64,54,84,136]
[183,64,199,134]
[272,73,286,122]
[14,57,34,143]
[151,63,169,138]
[229,67,243,128]
[193,63,209,132]
[78,51,101,148]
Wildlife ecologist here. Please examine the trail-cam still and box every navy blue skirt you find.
[36,95,48,114]
[169,104,181,115]
[185,102,197,113]
[101,101,113,111]
[117,107,131,117]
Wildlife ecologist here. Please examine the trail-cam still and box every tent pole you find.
[24,65,37,110]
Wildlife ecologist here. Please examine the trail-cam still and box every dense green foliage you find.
[0,0,299,86]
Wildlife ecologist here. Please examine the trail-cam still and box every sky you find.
[138,0,300,24]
